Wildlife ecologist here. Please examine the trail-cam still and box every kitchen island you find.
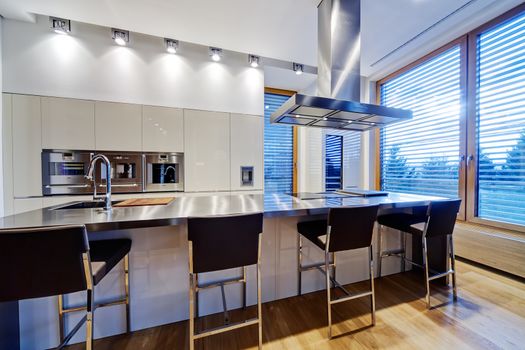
[0,192,446,350]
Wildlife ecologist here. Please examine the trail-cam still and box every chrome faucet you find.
[85,154,112,211]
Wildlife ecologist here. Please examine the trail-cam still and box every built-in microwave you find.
[95,152,144,193]
[144,153,184,192]
[42,150,94,195]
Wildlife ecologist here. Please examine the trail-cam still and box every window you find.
[325,135,343,191]
[264,92,295,193]
[476,10,525,226]
[379,45,463,199]
[377,4,525,231]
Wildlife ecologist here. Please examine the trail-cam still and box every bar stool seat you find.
[89,239,132,285]
[297,220,328,250]
[376,213,426,232]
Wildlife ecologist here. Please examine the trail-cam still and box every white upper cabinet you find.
[142,105,184,152]
[230,114,264,191]
[95,101,142,151]
[12,94,42,197]
[42,97,95,150]
[184,109,230,192]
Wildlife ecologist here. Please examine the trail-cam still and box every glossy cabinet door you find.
[42,97,95,150]
[184,109,230,192]
[142,105,184,152]
[2,94,14,216]
[13,198,44,214]
[230,114,263,190]
[95,101,142,151]
[12,94,42,197]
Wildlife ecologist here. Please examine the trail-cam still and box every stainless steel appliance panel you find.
[96,152,143,193]
[145,153,184,192]
[42,150,93,195]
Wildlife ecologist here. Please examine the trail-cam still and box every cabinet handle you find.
[98,183,138,188]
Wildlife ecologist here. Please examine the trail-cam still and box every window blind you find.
[476,11,525,226]
[325,134,343,191]
[264,93,294,193]
[380,45,462,198]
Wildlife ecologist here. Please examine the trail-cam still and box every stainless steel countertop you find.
[0,192,445,232]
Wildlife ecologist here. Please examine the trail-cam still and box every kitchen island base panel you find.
[16,217,410,350]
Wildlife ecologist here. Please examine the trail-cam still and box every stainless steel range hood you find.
[270,0,412,131]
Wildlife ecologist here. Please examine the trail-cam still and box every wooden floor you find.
[66,260,525,349]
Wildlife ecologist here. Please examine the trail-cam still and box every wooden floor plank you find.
[65,261,525,349]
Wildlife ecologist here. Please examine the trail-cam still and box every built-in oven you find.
[144,153,184,192]
[42,150,93,195]
[95,152,143,193]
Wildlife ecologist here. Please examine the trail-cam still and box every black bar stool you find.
[297,205,379,339]
[377,199,461,308]
[0,225,131,350]
[187,213,263,350]
[58,238,132,343]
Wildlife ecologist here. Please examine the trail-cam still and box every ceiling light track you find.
[47,16,312,74]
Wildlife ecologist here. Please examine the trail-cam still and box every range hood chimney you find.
[270,0,412,131]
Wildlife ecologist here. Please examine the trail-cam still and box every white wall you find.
[2,15,264,115]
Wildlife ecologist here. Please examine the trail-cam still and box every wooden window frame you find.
[375,37,468,220]
[375,3,525,233]
[264,87,298,193]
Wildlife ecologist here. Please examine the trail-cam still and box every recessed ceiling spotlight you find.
[210,47,222,62]
[293,62,304,75]
[322,117,328,121]
[248,54,260,68]
[165,38,179,54]
[112,28,129,46]
[50,17,71,35]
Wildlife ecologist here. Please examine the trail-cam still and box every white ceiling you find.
[1,0,523,83]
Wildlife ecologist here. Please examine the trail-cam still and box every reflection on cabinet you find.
[184,110,230,192]
[95,101,142,151]
[230,114,263,190]
[42,97,95,150]
[14,198,44,215]
[143,106,184,152]
[12,94,42,197]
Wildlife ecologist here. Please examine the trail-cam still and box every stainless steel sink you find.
[52,201,122,210]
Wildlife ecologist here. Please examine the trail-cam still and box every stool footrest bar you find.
[193,318,260,339]
[330,291,373,305]
[62,298,127,314]
[428,269,455,281]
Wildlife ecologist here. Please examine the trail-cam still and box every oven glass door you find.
[151,163,179,184]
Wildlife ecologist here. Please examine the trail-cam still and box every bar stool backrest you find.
[327,205,380,253]
[187,213,263,274]
[424,199,462,238]
[0,225,90,302]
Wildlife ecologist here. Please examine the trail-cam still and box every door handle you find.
[466,154,474,168]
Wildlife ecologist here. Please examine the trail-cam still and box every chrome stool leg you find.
[325,250,332,339]
[331,252,337,288]
[377,225,383,277]
[297,234,303,296]
[369,246,376,325]
[449,235,458,301]
[400,230,406,273]
[124,254,131,333]
[58,295,65,342]
[242,266,247,309]
[195,273,199,319]
[422,236,431,308]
